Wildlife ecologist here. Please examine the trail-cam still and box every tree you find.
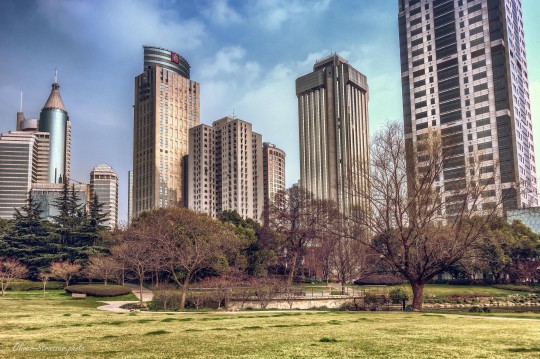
[331,236,375,294]
[38,271,50,296]
[348,122,504,310]
[267,186,339,289]
[89,192,108,230]
[85,255,118,285]
[154,208,242,309]
[112,223,158,305]
[0,258,28,296]
[49,261,81,286]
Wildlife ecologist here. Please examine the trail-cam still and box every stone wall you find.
[225,296,362,310]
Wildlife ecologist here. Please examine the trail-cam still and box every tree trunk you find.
[139,276,144,306]
[287,251,299,291]
[411,281,424,311]
[180,280,190,310]
[104,277,108,285]
[341,279,346,295]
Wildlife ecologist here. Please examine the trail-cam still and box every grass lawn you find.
[341,284,531,298]
[1,291,540,358]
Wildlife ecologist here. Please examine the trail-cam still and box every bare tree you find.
[38,271,50,296]
[85,255,119,285]
[331,235,375,295]
[49,261,81,287]
[267,186,339,289]
[0,258,28,296]
[348,122,505,310]
[112,220,159,305]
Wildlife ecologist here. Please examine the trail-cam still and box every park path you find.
[96,283,153,313]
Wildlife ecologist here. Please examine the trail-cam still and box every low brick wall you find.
[225,296,361,310]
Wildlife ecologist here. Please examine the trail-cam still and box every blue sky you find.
[1,0,539,222]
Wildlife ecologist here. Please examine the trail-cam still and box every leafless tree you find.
[0,258,28,296]
[267,186,339,289]
[347,122,505,310]
[85,255,119,285]
[38,271,50,296]
[49,261,81,287]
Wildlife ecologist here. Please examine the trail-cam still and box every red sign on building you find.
[171,52,180,64]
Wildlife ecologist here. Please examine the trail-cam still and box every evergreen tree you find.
[89,192,108,230]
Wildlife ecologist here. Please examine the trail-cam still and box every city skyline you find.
[1,0,540,222]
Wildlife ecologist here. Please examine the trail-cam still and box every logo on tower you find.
[171,52,180,64]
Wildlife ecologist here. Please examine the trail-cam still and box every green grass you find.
[1,291,540,358]
[351,284,531,298]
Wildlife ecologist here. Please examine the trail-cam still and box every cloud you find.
[36,0,206,57]
[248,0,332,31]
[202,0,241,25]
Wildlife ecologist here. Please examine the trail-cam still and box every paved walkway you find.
[96,283,154,313]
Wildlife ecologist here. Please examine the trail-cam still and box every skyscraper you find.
[127,170,133,224]
[188,116,264,221]
[398,0,537,211]
[262,142,286,223]
[0,131,49,219]
[296,54,370,218]
[90,164,119,230]
[38,78,71,184]
[132,46,200,218]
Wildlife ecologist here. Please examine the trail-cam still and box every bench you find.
[72,293,87,299]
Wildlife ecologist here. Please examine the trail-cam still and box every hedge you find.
[9,280,65,291]
[64,284,132,297]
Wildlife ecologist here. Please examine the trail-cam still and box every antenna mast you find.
[20,92,23,112]
[54,67,58,83]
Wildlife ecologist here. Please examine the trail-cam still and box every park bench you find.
[72,293,87,299]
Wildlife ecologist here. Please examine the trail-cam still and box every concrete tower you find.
[296,54,370,218]
[398,0,538,212]
[38,75,71,184]
[132,46,200,218]
[90,164,119,230]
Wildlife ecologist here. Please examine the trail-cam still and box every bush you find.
[339,299,366,311]
[150,290,182,311]
[482,307,491,313]
[364,292,389,305]
[389,288,410,304]
[9,280,64,291]
[468,306,482,313]
[404,305,414,312]
[64,284,131,297]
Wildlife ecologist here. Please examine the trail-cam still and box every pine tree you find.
[89,192,108,230]
[51,179,71,229]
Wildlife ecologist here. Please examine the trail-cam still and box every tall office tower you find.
[187,117,264,221]
[39,79,71,184]
[132,46,200,218]
[90,164,119,230]
[296,54,370,218]
[127,170,133,224]
[0,131,50,219]
[262,142,286,223]
[398,0,537,211]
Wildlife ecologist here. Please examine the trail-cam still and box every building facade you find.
[398,0,537,212]
[188,117,264,221]
[262,142,286,222]
[296,54,370,218]
[0,131,49,219]
[127,170,133,224]
[90,164,119,230]
[132,46,200,218]
[32,182,90,221]
[39,80,71,184]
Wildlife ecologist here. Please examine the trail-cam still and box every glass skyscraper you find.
[398,0,537,212]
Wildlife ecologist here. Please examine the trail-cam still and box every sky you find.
[1,0,539,223]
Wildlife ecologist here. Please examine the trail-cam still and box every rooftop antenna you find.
[54,67,58,83]
[232,108,236,119]
[20,91,23,112]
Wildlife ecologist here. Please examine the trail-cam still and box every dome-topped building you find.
[38,76,71,184]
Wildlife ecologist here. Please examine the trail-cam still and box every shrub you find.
[354,274,404,285]
[339,299,366,311]
[482,307,491,313]
[364,292,389,305]
[64,284,131,297]
[468,306,482,313]
[150,290,182,311]
[389,288,410,304]
[404,305,414,312]
[9,280,64,291]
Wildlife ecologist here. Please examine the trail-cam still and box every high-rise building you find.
[132,46,200,218]
[39,79,71,184]
[398,0,537,211]
[0,131,49,219]
[296,54,370,218]
[188,117,264,221]
[90,164,119,230]
[127,170,133,224]
[262,142,286,223]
